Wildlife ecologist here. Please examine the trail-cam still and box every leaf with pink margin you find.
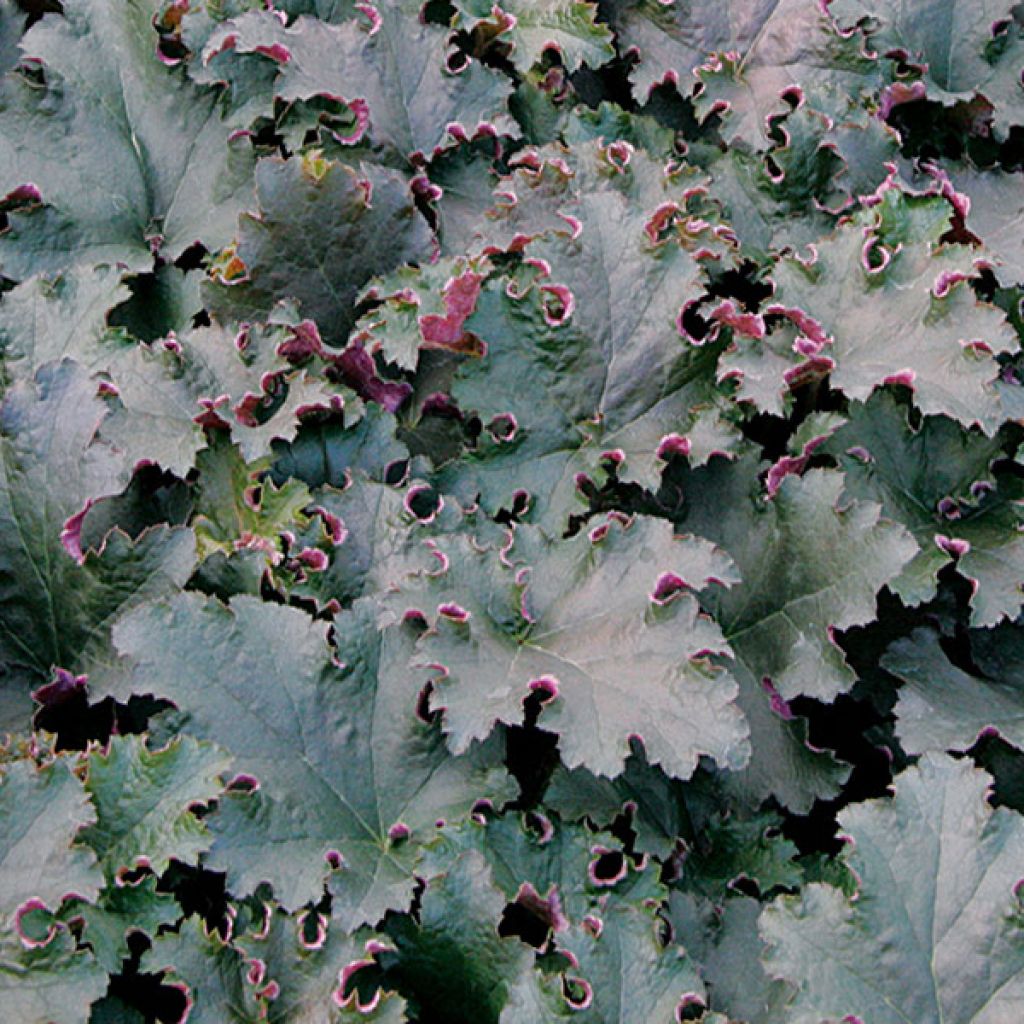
[761,754,1024,1024]
[0,0,257,276]
[884,624,1024,756]
[439,144,746,528]
[673,455,917,702]
[0,927,107,1024]
[943,163,1024,288]
[356,255,491,371]
[142,917,256,1024]
[500,900,705,1023]
[453,0,614,73]
[382,851,533,1022]
[79,735,232,880]
[829,0,1016,99]
[0,756,102,920]
[823,391,1024,627]
[231,902,405,1023]
[385,515,750,781]
[204,156,434,348]
[975,29,1024,138]
[0,361,195,728]
[98,343,206,479]
[202,6,517,160]
[767,191,1015,432]
[605,0,870,100]
[64,877,179,975]
[190,433,313,567]
[108,594,513,917]
[420,813,657,927]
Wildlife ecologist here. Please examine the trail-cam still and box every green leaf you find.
[204,156,434,347]
[0,756,102,919]
[501,901,705,1023]
[202,6,517,160]
[454,0,614,73]
[824,392,1024,627]
[884,624,1024,755]
[0,927,107,1024]
[768,193,1014,431]
[388,515,750,780]
[0,0,27,76]
[761,753,1024,1024]
[0,267,129,378]
[69,877,179,973]
[143,918,253,1024]
[439,146,744,529]
[675,809,801,901]
[666,453,899,808]
[191,434,312,566]
[0,361,195,724]
[545,745,693,859]
[98,343,207,479]
[383,851,533,1024]
[604,0,871,99]
[677,457,918,702]
[80,735,231,879]
[668,893,793,1023]
[421,813,656,927]
[829,0,1013,96]
[233,903,405,1023]
[270,405,406,489]
[108,594,513,917]
[0,0,256,275]
[949,163,1024,288]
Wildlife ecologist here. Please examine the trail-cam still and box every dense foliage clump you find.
[2,1,1024,1021]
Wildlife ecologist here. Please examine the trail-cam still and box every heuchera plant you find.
[2,0,1024,1020]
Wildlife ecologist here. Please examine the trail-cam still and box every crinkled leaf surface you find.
[383,851,532,1023]
[0,0,256,275]
[674,457,918,702]
[80,735,230,879]
[205,156,434,347]
[884,625,1024,755]
[108,594,513,917]
[439,147,744,528]
[2,1,1024,1020]
[232,904,406,1023]
[203,6,517,159]
[824,392,1024,626]
[455,0,615,73]
[0,756,102,919]
[387,515,750,780]
[829,0,1011,96]
[0,928,107,1024]
[0,361,195,722]
[0,267,128,377]
[768,194,1014,431]
[501,901,704,1023]
[68,878,178,974]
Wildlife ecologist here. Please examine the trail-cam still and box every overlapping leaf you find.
[762,754,1024,1024]
[0,0,256,276]
[382,514,749,779]
[106,594,513,918]
[0,360,195,725]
